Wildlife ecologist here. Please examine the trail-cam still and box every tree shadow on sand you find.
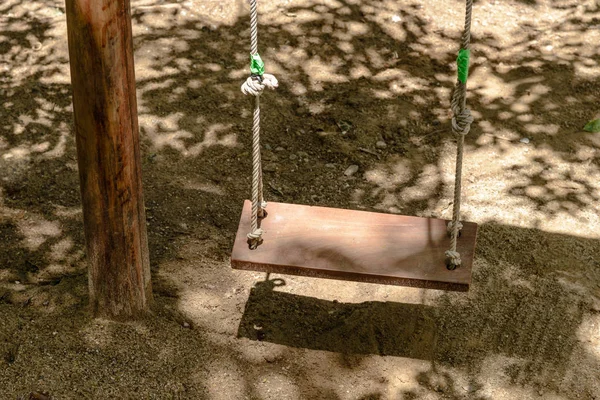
[1,0,599,397]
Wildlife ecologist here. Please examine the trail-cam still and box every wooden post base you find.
[66,0,152,317]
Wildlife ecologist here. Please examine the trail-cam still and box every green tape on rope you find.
[250,53,265,76]
[457,49,470,84]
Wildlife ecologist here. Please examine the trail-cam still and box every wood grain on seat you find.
[231,201,477,291]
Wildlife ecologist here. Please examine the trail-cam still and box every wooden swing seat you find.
[231,200,477,291]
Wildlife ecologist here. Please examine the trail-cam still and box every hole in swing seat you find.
[447,228,462,238]
[232,201,477,291]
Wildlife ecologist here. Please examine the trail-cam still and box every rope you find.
[241,0,278,249]
[446,0,474,270]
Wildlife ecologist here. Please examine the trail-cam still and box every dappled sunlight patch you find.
[135,38,190,79]
[395,363,480,398]
[475,122,520,146]
[0,0,599,397]
[371,89,393,99]
[290,9,326,25]
[17,215,62,251]
[370,19,407,44]
[573,144,597,162]
[349,63,371,79]
[285,352,389,399]
[341,20,370,37]
[465,141,600,236]
[49,237,75,262]
[523,123,560,135]
[135,6,186,30]
[202,62,222,72]
[475,355,560,399]
[53,205,82,219]
[302,100,327,114]
[432,85,452,108]
[235,342,287,367]
[574,59,600,79]
[364,47,387,70]
[39,262,80,279]
[264,272,382,304]
[39,64,73,86]
[2,145,30,161]
[364,159,412,190]
[497,111,514,120]
[139,112,238,155]
[273,45,308,71]
[182,180,225,196]
[401,110,419,122]
[279,20,305,37]
[399,164,440,203]
[178,283,248,334]
[510,84,552,114]
[253,372,302,399]
[543,210,600,240]
[517,114,535,122]
[0,280,28,293]
[374,192,404,212]
[336,40,354,54]
[471,67,514,105]
[303,57,349,85]
[139,77,176,94]
[555,273,596,299]
[174,57,193,73]
[43,128,70,159]
[524,185,551,202]
[0,269,17,282]
[204,357,249,400]
[80,320,115,350]
[411,32,457,63]
[350,188,365,204]
[372,68,430,94]
[578,313,600,359]
[288,81,308,96]
[147,128,193,153]
[186,124,237,156]
[30,141,50,153]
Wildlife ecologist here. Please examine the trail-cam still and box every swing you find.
[231,0,477,291]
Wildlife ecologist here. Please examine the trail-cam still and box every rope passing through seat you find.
[445,0,475,270]
[240,0,278,249]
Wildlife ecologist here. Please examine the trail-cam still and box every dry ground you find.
[1,0,600,398]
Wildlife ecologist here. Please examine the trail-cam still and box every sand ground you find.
[1,0,600,398]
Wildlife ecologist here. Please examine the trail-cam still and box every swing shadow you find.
[236,220,600,373]
[235,211,450,359]
[237,276,438,360]
[234,201,475,359]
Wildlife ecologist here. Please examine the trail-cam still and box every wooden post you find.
[65,0,152,317]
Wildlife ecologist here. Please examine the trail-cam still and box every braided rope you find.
[446,0,474,270]
[241,0,278,249]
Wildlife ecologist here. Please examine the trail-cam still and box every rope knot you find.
[452,108,474,136]
[445,250,462,270]
[257,201,267,218]
[241,73,278,97]
[447,220,463,237]
[247,228,264,249]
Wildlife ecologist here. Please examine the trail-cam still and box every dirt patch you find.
[1,0,600,399]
